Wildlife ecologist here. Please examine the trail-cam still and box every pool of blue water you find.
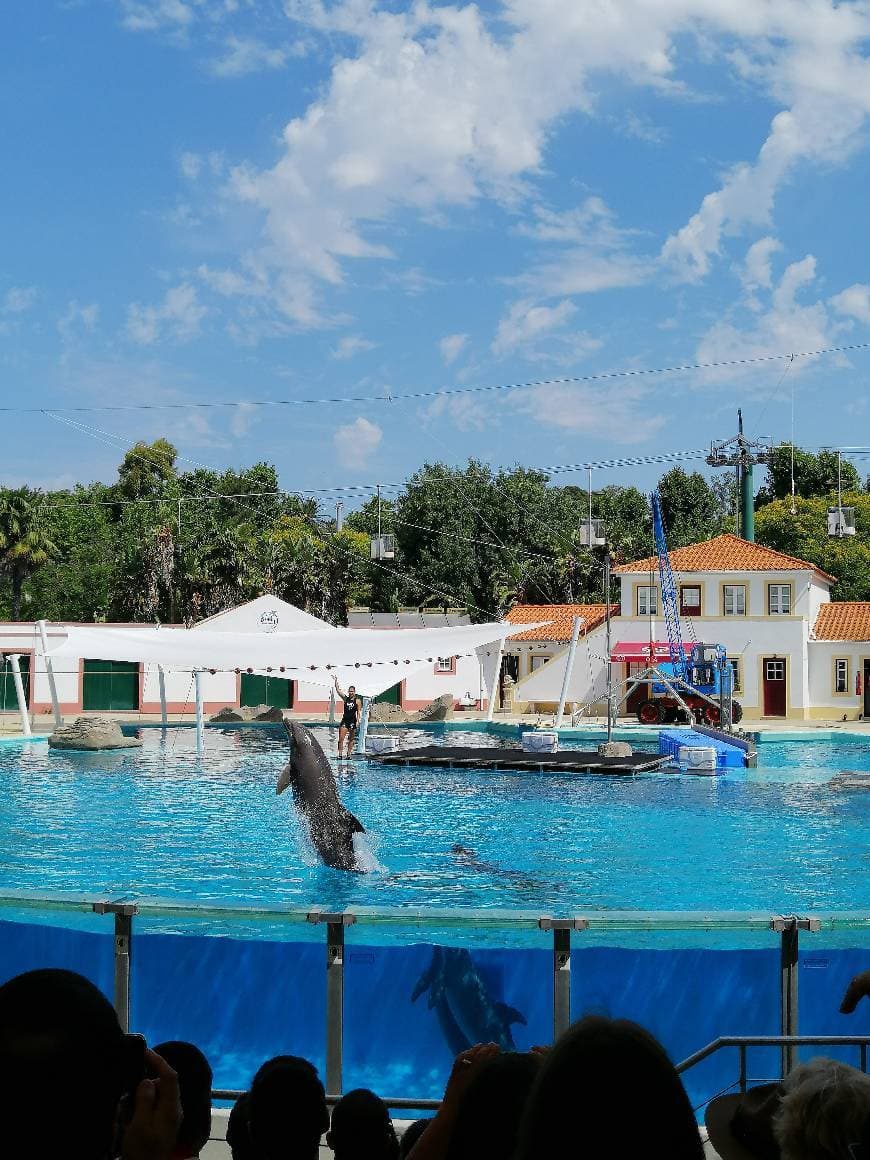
[0,725,867,1105]
[0,724,867,917]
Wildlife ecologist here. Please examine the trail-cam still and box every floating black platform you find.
[377,744,669,775]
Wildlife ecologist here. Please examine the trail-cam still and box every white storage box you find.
[521,731,559,753]
[677,746,719,774]
[365,735,402,755]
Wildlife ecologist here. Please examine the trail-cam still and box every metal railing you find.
[1,894,868,1104]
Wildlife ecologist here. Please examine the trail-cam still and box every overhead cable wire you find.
[4,338,869,415]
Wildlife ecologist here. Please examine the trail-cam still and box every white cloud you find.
[492,299,577,356]
[230,401,258,438]
[510,382,665,445]
[740,236,782,303]
[439,333,468,365]
[2,286,37,314]
[507,198,653,319]
[696,248,844,385]
[126,283,207,345]
[830,284,870,327]
[662,6,870,281]
[179,151,203,180]
[422,392,489,432]
[119,0,197,34]
[333,415,382,469]
[58,301,100,343]
[209,36,290,77]
[332,334,375,360]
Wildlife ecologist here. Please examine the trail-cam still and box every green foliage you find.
[755,493,870,600]
[757,445,862,506]
[657,467,729,547]
[0,488,58,619]
[8,437,869,625]
[115,438,178,502]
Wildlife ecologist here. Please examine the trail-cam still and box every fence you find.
[1,894,868,1107]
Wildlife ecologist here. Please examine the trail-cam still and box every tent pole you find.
[37,620,62,728]
[328,686,336,726]
[8,654,31,737]
[158,665,168,730]
[356,696,371,754]
[485,635,506,722]
[194,669,204,754]
[555,617,583,729]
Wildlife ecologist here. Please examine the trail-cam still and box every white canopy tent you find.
[44,617,547,749]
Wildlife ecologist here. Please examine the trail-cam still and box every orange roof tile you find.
[613,533,836,583]
[813,603,870,641]
[506,603,618,642]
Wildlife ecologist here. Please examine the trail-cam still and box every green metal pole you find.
[741,463,755,542]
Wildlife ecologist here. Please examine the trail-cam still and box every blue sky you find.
[2,0,870,508]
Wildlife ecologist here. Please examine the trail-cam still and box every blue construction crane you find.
[651,491,688,684]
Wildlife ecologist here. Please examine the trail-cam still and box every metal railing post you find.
[771,916,820,1077]
[539,918,588,1042]
[93,902,139,1032]
[308,910,356,1097]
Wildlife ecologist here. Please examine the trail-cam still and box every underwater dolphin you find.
[829,771,870,791]
[450,844,543,891]
[277,720,366,872]
[410,946,472,1056]
[412,945,526,1051]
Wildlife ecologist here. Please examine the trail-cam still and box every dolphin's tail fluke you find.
[495,1001,527,1027]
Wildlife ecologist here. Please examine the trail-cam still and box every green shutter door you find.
[0,655,30,710]
[83,660,139,711]
[374,682,401,705]
[240,674,292,709]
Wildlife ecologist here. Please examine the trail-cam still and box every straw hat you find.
[704,1083,784,1160]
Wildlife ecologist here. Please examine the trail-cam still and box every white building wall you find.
[807,641,870,720]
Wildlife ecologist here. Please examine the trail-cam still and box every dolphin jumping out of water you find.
[412,945,526,1051]
[277,720,366,872]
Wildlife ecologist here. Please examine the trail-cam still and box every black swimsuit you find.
[340,696,359,729]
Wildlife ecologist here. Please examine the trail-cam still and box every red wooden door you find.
[763,658,787,717]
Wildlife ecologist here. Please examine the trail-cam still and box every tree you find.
[0,489,58,619]
[756,445,861,506]
[656,468,725,547]
[23,485,114,621]
[756,492,870,601]
[115,438,178,502]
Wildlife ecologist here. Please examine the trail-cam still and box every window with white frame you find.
[637,585,658,616]
[530,655,549,672]
[679,585,702,616]
[768,584,792,615]
[723,584,746,616]
[436,657,454,672]
[834,658,849,695]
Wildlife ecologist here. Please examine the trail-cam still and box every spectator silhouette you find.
[398,1120,431,1159]
[226,1093,253,1160]
[514,1016,704,1160]
[775,1057,870,1160]
[154,1041,213,1159]
[328,1089,398,1160]
[0,967,180,1160]
[248,1055,329,1160]
[444,1051,540,1160]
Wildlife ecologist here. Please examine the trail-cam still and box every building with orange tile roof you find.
[509,534,870,722]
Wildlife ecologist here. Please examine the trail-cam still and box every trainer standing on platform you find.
[333,674,362,758]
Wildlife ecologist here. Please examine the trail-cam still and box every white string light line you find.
[3,339,869,415]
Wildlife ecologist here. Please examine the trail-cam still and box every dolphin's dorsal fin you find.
[344,810,365,834]
[496,1001,527,1027]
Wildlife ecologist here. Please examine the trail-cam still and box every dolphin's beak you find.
[276,764,292,795]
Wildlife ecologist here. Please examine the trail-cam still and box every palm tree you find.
[0,489,58,619]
